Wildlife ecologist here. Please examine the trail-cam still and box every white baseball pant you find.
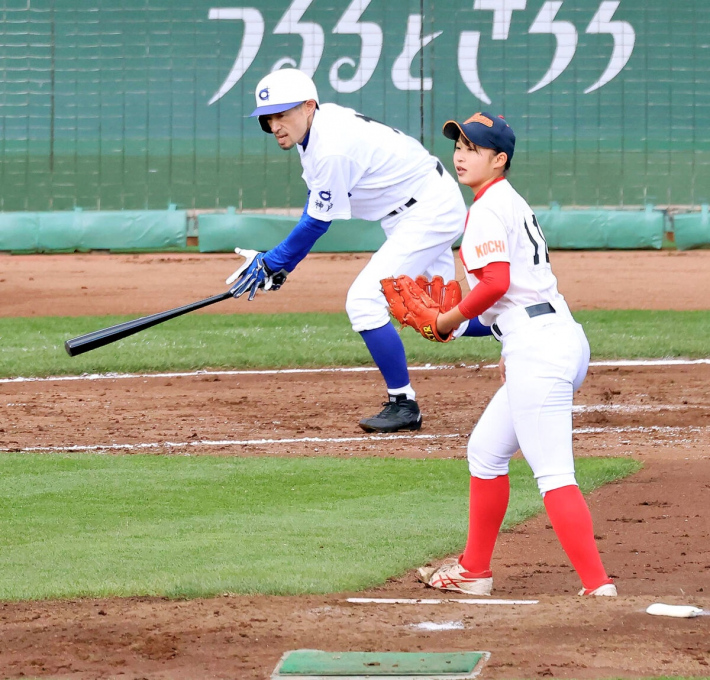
[345,165,467,333]
[467,306,590,495]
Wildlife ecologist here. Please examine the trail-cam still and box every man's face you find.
[263,101,315,150]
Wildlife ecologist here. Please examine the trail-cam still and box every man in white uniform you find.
[226,68,473,432]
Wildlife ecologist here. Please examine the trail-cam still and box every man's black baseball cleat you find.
[359,394,422,433]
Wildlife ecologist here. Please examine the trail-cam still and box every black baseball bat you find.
[64,290,234,357]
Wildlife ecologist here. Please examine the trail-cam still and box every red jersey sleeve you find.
[458,261,510,319]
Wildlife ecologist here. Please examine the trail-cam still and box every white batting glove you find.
[226,248,272,289]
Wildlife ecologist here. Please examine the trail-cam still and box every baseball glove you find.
[381,275,462,343]
[414,275,462,312]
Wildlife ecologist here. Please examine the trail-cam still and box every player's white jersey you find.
[298,103,440,222]
[460,178,565,327]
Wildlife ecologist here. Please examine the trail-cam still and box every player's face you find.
[264,102,315,150]
[453,137,507,193]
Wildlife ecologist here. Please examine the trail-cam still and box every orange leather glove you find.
[381,275,462,342]
[414,274,463,312]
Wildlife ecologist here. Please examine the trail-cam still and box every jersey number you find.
[355,113,401,134]
[523,214,550,265]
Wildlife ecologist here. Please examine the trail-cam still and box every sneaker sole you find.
[427,577,493,596]
[358,419,422,433]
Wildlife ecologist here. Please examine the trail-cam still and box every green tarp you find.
[198,209,385,253]
[199,207,667,253]
[2,205,694,254]
[0,207,187,253]
[672,206,710,251]
[534,205,665,250]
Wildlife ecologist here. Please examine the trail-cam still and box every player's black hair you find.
[456,136,511,173]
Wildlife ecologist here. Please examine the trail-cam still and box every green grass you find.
[0,307,685,602]
[0,454,640,601]
[581,310,710,359]
[1,310,708,378]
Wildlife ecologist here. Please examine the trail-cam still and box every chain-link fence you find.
[1,0,708,212]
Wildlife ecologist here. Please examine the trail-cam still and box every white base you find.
[646,603,704,618]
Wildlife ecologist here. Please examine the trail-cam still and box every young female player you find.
[418,112,616,597]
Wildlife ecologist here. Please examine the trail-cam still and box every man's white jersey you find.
[459,178,565,327]
[298,103,440,222]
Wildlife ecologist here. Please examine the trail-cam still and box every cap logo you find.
[258,87,270,101]
[465,112,493,128]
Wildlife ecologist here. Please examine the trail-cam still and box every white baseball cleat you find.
[417,558,493,595]
[578,582,618,597]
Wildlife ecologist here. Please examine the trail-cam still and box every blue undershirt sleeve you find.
[461,317,493,337]
[263,199,332,273]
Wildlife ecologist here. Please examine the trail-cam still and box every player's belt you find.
[526,301,556,318]
[386,161,444,217]
[387,197,418,217]
[491,302,556,339]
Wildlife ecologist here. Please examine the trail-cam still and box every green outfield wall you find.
[0,0,708,214]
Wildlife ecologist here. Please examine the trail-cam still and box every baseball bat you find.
[64,290,234,357]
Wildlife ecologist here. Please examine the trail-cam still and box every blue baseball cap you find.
[442,112,515,163]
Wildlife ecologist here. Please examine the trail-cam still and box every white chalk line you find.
[572,403,704,414]
[1,432,463,453]
[574,424,708,435]
[347,597,538,606]
[0,365,448,385]
[3,358,709,385]
[2,425,707,455]
[5,402,702,417]
[588,359,710,367]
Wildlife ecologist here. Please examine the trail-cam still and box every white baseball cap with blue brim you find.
[250,68,320,132]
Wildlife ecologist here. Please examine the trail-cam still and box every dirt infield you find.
[4,249,710,318]
[1,250,709,680]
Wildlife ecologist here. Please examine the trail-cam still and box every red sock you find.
[544,485,611,590]
[460,475,510,576]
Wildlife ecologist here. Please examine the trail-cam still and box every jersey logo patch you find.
[465,112,493,127]
[475,239,506,258]
[314,190,334,213]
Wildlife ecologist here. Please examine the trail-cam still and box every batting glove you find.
[226,248,288,301]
